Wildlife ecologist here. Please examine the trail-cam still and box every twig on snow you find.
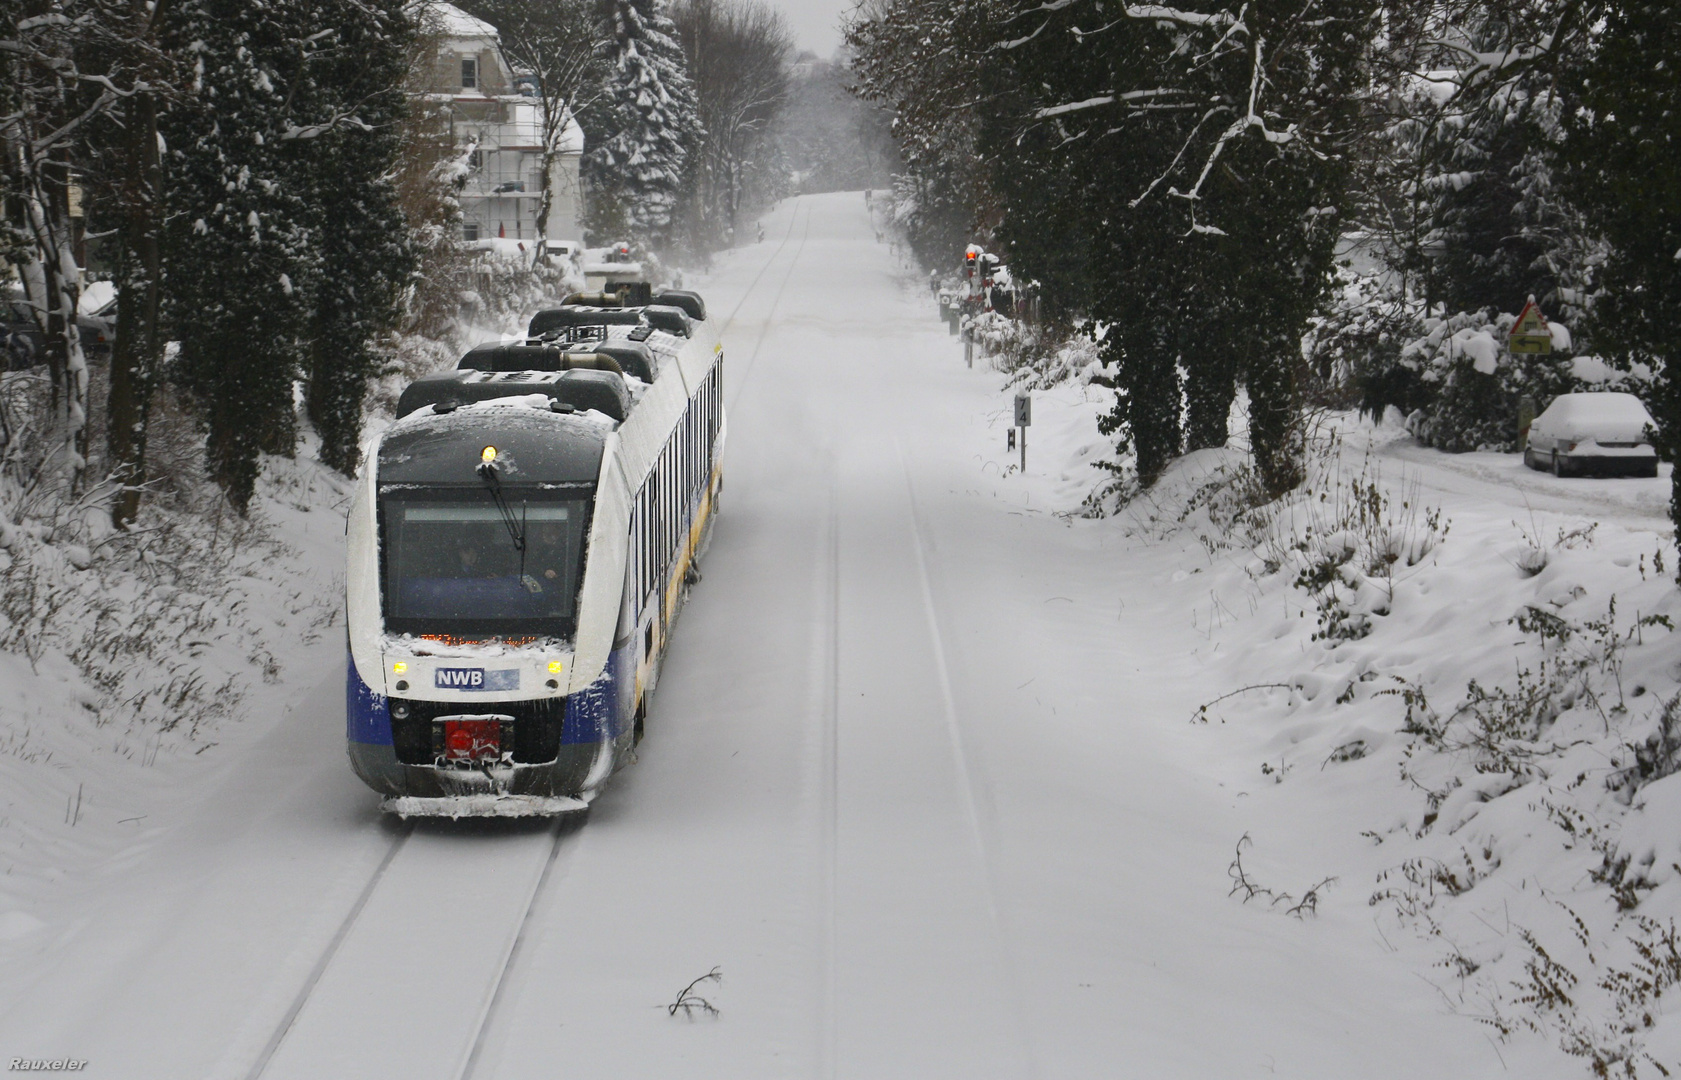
[668,967,722,1018]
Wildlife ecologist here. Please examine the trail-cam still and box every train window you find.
[380,493,590,638]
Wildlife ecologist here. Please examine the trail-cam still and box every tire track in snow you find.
[895,437,1039,1080]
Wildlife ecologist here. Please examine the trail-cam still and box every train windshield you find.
[380,490,592,638]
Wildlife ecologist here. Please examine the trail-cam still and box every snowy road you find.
[0,192,1513,1077]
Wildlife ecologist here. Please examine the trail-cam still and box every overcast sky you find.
[775,0,851,58]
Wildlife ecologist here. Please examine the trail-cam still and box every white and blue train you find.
[345,290,723,816]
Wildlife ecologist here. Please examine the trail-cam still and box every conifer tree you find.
[298,2,417,476]
[584,0,700,245]
[164,0,318,511]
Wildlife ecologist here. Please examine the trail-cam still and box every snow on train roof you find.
[386,391,619,437]
[380,402,610,486]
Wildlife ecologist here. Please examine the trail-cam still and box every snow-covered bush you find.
[1401,310,1578,452]
[1160,415,1681,1075]
[382,247,584,414]
[1303,270,1422,413]
[1242,439,1450,644]
[0,375,339,748]
[970,317,1102,392]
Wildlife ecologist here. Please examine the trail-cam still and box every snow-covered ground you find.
[1,190,1676,1078]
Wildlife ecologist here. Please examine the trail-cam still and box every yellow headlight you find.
[392,661,407,674]
[548,660,563,674]
[481,445,498,463]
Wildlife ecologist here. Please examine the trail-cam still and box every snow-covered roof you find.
[412,1,498,43]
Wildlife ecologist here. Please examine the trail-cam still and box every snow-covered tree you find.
[163,0,318,509]
[845,0,997,269]
[770,53,898,197]
[297,2,417,477]
[164,0,415,505]
[0,1,118,494]
[78,4,180,528]
[583,0,700,246]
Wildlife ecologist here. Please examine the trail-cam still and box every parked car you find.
[1524,392,1659,478]
[2,294,43,370]
[76,280,116,358]
[2,283,116,369]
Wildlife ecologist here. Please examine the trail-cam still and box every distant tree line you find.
[1,0,799,524]
[848,0,1681,519]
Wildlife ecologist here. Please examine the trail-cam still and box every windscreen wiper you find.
[476,458,526,556]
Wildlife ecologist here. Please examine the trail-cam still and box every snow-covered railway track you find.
[245,205,817,1080]
[726,199,813,413]
[242,821,414,1080]
[896,441,1036,1077]
[246,817,583,1080]
[812,475,841,1079]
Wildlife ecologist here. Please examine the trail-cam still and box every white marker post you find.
[1013,391,1031,472]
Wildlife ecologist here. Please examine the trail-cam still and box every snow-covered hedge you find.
[1307,277,1653,454]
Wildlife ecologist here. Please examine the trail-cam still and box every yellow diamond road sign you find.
[1509,299,1552,355]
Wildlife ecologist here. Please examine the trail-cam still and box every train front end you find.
[345,400,635,817]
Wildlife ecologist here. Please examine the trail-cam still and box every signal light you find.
[481,446,497,463]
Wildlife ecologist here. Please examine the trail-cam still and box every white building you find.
[419,3,585,252]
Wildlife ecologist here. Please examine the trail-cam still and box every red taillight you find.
[442,718,503,764]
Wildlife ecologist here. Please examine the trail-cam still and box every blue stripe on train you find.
[349,643,635,747]
[347,651,393,746]
[561,642,635,743]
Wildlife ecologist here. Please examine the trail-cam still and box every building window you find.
[462,222,480,241]
[461,57,478,90]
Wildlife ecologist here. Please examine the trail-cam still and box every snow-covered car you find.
[77,281,117,358]
[1523,392,1659,478]
[3,295,43,370]
[3,284,116,368]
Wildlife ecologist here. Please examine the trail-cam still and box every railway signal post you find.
[1014,391,1031,472]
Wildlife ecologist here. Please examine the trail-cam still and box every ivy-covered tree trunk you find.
[1559,0,1681,559]
[164,0,318,511]
[1242,336,1304,496]
[1182,336,1237,453]
[1101,317,1182,488]
[104,86,166,528]
[300,0,415,476]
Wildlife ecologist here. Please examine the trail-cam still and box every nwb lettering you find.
[435,669,485,689]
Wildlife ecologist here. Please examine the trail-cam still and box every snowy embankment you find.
[0,442,352,962]
[0,241,569,963]
[962,311,1681,1075]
